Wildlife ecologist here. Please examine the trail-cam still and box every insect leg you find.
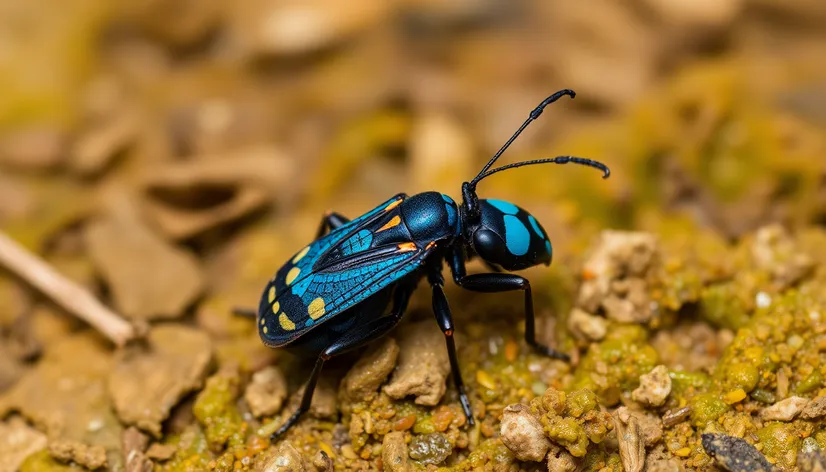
[270,284,414,440]
[316,211,350,238]
[448,249,569,361]
[428,269,475,425]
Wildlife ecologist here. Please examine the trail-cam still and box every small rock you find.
[750,224,814,289]
[382,432,410,472]
[383,322,450,406]
[614,412,645,472]
[577,231,660,323]
[409,433,452,465]
[546,443,578,472]
[760,396,808,422]
[108,325,212,437]
[49,439,108,470]
[244,366,288,418]
[0,416,48,472]
[615,407,663,446]
[122,427,152,472]
[701,433,773,472]
[257,441,311,471]
[85,209,205,320]
[568,308,607,342]
[661,406,691,427]
[798,450,826,472]
[339,337,398,410]
[632,365,672,407]
[290,377,338,420]
[499,404,551,462]
[0,126,66,172]
[146,443,177,461]
[801,395,826,420]
[311,451,333,472]
[644,444,684,472]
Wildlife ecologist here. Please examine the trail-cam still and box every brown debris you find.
[760,395,808,422]
[645,444,685,472]
[69,109,138,177]
[49,439,108,470]
[122,427,152,472]
[577,231,660,323]
[615,407,663,446]
[0,335,123,468]
[244,366,288,418]
[119,0,224,47]
[0,416,47,472]
[145,443,177,461]
[499,404,551,462]
[567,308,607,342]
[85,210,205,320]
[383,322,450,406]
[662,407,691,428]
[339,337,398,410]
[312,451,333,472]
[0,126,66,172]
[138,148,297,240]
[108,324,212,437]
[632,365,672,407]
[614,411,646,472]
[0,230,136,347]
[382,432,410,472]
[750,224,814,289]
[801,395,826,420]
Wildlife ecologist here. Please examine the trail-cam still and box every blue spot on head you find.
[487,199,519,215]
[503,215,530,256]
[527,215,544,238]
[545,240,552,258]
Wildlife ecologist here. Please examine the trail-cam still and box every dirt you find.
[1,0,826,470]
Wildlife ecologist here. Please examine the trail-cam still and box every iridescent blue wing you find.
[259,194,433,347]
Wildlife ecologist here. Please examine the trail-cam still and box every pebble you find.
[701,433,773,472]
[0,416,48,472]
[499,403,550,462]
[338,337,399,410]
[801,395,826,420]
[383,321,449,406]
[760,396,808,422]
[632,365,672,407]
[382,432,410,472]
[568,308,607,342]
[244,366,288,418]
[409,433,452,465]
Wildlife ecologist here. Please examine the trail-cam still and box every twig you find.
[0,230,136,347]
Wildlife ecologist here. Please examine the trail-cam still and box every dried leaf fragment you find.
[614,411,645,472]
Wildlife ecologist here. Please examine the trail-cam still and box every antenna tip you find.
[602,168,611,179]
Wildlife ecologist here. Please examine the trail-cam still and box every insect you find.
[236,89,610,439]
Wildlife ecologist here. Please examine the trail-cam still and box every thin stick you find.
[0,230,136,347]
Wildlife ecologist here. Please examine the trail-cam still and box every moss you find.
[756,423,801,470]
[689,393,730,426]
[567,389,598,418]
[192,369,247,451]
[700,283,751,329]
[19,451,82,472]
[723,362,760,393]
[530,388,614,458]
[795,370,823,395]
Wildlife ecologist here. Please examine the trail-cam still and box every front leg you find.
[316,211,350,238]
[449,250,569,361]
[428,269,475,425]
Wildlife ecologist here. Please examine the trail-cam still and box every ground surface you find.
[1,1,826,471]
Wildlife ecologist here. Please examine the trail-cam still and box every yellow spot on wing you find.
[384,199,402,212]
[378,215,401,232]
[260,318,265,325]
[271,301,280,313]
[279,313,296,331]
[292,246,310,263]
[263,327,268,334]
[268,286,276,303]
[398,242,417,253]
[308,297,326,320]
[286,267,301,285]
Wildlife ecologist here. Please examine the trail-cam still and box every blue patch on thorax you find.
[503,215,530,256]
[487,199,519,215]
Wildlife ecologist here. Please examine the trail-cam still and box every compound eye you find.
[472,229,508,265]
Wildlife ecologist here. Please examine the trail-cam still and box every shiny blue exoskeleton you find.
[237,89,611,439]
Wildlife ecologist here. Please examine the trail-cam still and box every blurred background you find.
[1,0,826,469]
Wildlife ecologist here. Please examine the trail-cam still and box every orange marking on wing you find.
[377,215,401,232]
[384,199,402,212]
[425,241,436,250]
[397,242,417,253]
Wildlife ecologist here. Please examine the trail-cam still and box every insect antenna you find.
[470,156,610,186]
[473,89,576,182]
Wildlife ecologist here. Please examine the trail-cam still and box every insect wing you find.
[259,194,416,346]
